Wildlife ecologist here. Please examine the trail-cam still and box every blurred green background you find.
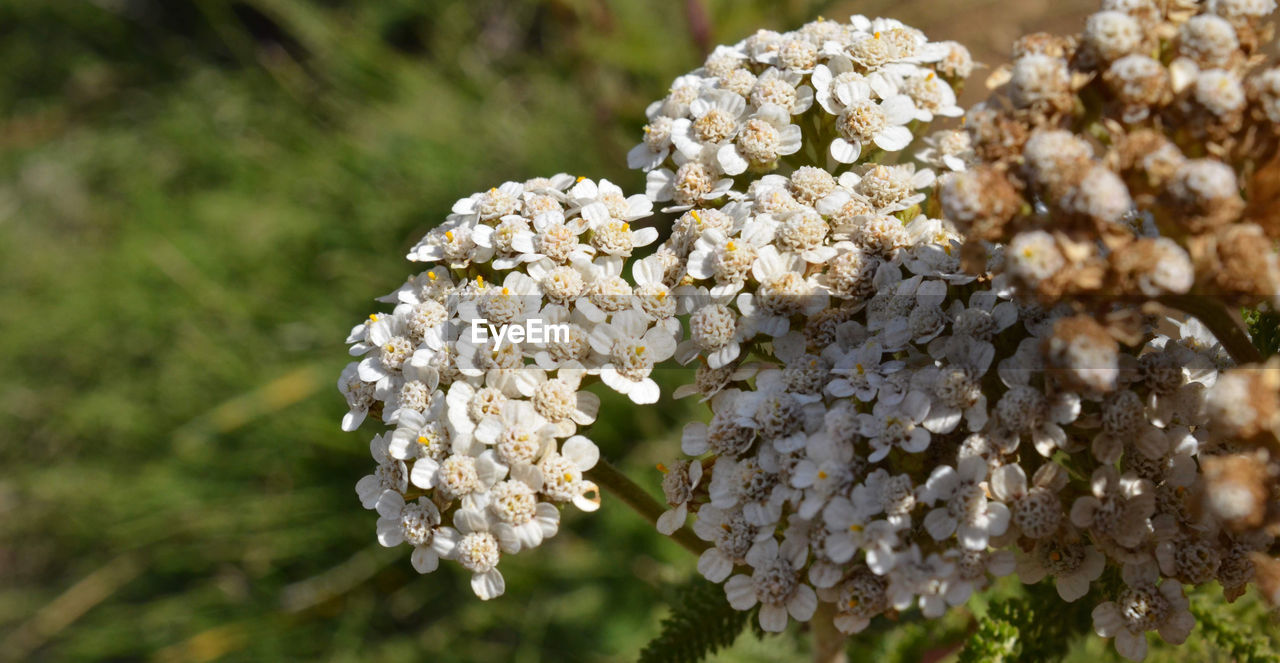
[6,1,1276,661]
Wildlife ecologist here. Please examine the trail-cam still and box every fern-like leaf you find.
[1190,595,1280,663]
[637,576,755,663]
[958,582,1095,663]
[957,601,1022,663]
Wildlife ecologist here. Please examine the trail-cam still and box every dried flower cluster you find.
[941,0,1280,311]
[933,0,1280,658]
[339,6,1280,661]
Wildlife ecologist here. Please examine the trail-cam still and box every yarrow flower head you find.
[342,174,674,599]
[337,6,1280,660]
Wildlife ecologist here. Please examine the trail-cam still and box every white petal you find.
[872,125,913,152]
[656,506,686,535]
[787,585,818,620]
[471,569,506,600]
[562,435,600,471]
[376,518,404,547]
[411,547,439,573]
[724,574,758,610]
[1114,628,1148,662]
[829,138,861,164]
[758,604,788,632]
[1093,601,1124,637]
[698,549,734,583]
[924,509,958,540]
[717,144,749,175]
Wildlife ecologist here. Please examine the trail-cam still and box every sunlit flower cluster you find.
[629,14,970,209]
[338,6,1280,660]
[341,175,677,599]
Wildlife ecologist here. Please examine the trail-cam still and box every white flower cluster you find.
[341,175,681,599]
[338,8,1280,661]
[633,12,1276,663]
[629,14,972,209]
[654,172,1269,657]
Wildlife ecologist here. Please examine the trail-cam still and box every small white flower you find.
[918,457,1010,550]
[483,479,560,554]
[991,461,1068,540]
[451,508,507,600]
[657,459,704,534]
[588,311,677,404]
[375,493,457,574]
[736,246,828,338]
[355,434,408,510]
[355,313,414,393]
[811,55,897,115]
[1092,573,1194,661]
[1017,535,1106,602]
[723,538,819,632]
[900,71,963,120]
[1070,467,1156,550]
[827,339,905,403]
[717,105,803,175]
[525,368,599,438]
[860,391,932,462]
[472,215,538,271]
[675,287,745,369]
[916,129,973,172]
[672,89,750,160]
[628,115,677,171]
[388,403,450,461]
[537,435,602,512]
[692,505,772,582]
[338,361,376,432]
[644,155,736,211]
[569,177,654,224]
[685,225,770,296]
[530,210,595,264]
[471,399,556,481]
[827,80,918,163]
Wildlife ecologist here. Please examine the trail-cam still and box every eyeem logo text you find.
[469,318,570,347]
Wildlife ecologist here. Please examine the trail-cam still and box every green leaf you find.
[1190,595,1280,663]
[959,581,1095,663]
[1243,308,1280,358]
[638,576,756,663]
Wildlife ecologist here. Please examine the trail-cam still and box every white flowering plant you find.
[339,5,1280,662]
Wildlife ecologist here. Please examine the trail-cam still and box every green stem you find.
[1156,294,1263,365]
[586,457,710,556]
